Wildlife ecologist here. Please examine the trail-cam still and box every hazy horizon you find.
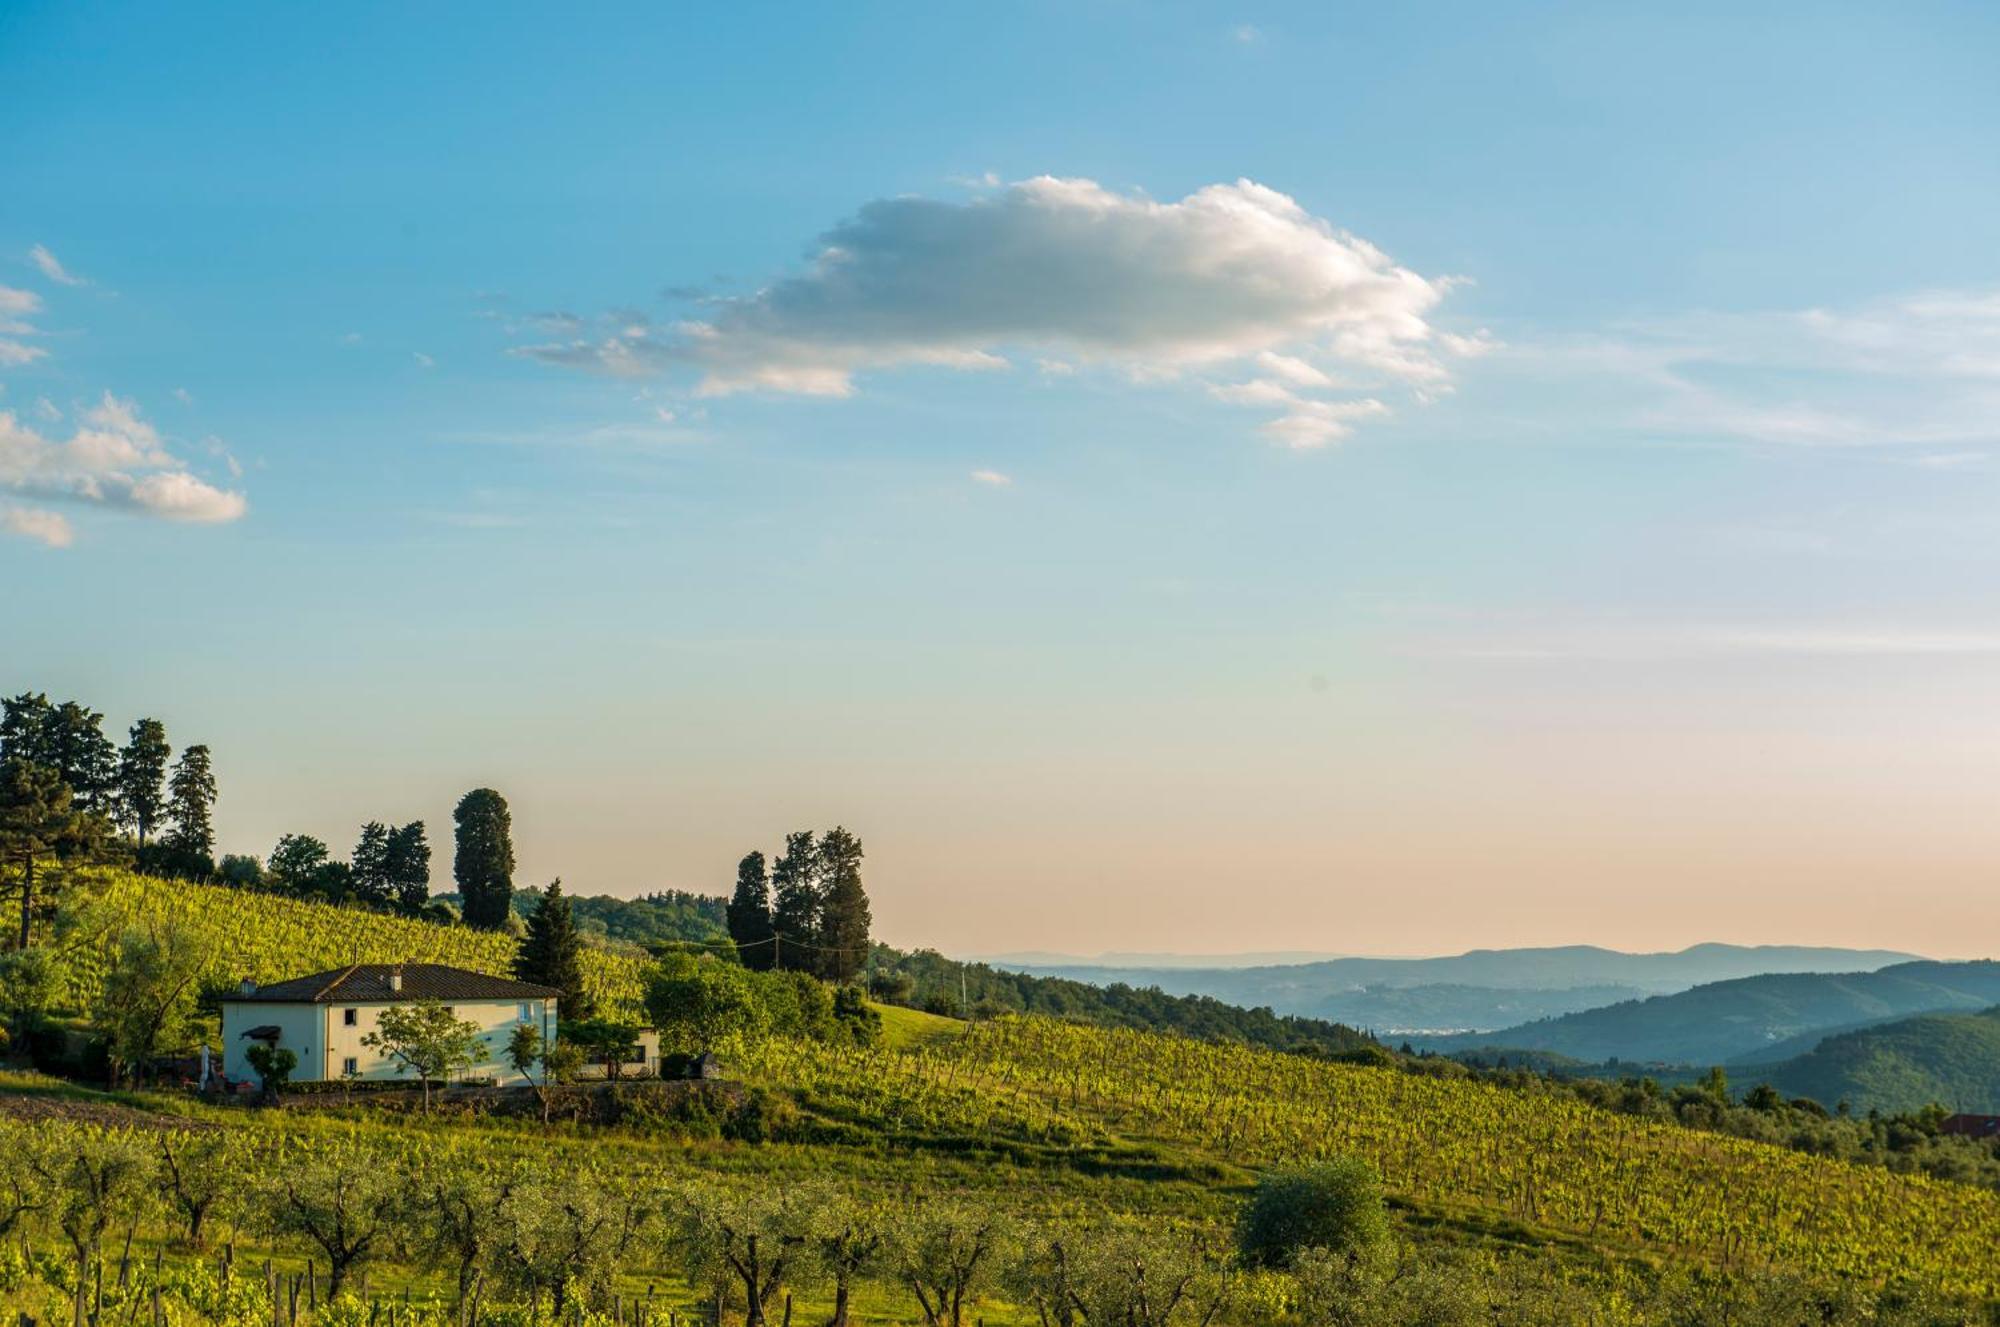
[8,4,2000,961]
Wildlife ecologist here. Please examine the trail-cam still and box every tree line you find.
[725,828,872,982]
[0,693,211,947]
[0,690,538,935]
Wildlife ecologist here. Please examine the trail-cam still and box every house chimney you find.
[238,978,256,997]
[389,965,403,993]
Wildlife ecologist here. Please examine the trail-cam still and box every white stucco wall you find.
[220,1002,327,1084]
[222,997,558,1086]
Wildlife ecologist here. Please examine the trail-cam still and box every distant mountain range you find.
[1416,961,2000,1067]
[990,943,1920,1034]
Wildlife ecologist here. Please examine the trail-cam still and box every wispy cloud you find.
[970,469,1012,487]
[1510,288,2000,450]
[513,176,1481,448]
[28,244,85,287]
[0,285,46,365]
[1424,620,2000,663]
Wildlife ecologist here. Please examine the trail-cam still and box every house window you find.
[443,1006,454,1017]
[626,1044,647,1064]
[342,1056,358,1075]
[518,1002,533,1023]
[343,1008,357,1026]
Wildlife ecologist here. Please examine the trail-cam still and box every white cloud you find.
[2,507,73,548]
[28,245,84,287]
[0,286,44,318]
[413,352,436,369]
[970,469,1012,486]
[1207,377,1389,448]
[0,393,247,541]
[123,470,248,522]
[514,177,1473,445]
[172,387,194,405]
[0,341,45,368]
[1232,24,1264,44]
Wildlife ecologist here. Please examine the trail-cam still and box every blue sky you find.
[6,3,2000,955]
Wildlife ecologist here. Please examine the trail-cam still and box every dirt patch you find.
[0,1093,213,1131]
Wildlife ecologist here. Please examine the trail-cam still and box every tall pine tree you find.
[385,821,432,916]
[453,788,515,929]
[726,851,775,971]
[116,719,171,848]
[515,878,592,1020]
[769,830,820,973]
[163,744,217,866]
[815,826,871,983]
[0,757,108,948]
[351,821,393,906]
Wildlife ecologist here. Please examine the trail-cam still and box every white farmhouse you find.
[218,963,560,1089]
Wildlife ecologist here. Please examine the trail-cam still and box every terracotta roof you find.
[221,963,562,1004]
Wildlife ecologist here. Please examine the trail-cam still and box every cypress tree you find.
[453,788,515,929]
[515,878,592,1020]
[815,827,870,983]
[726,851,776,971]
[769,830,820,973]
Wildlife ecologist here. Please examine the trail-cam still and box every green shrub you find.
[1236,1157,1388,1269]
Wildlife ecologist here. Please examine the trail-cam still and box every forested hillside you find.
[1759,1008,2000,1115]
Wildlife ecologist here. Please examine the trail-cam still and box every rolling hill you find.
[1416,960,2000,1066]
[1754,1007,2000,1114]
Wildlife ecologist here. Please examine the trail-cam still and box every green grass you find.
[870,1001,963,1050]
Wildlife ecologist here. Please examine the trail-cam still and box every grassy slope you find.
[871,1001,964,1049]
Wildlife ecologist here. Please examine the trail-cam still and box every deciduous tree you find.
[361,998,485,1108]
[93,921,205,1086]
[645,953,765,1056]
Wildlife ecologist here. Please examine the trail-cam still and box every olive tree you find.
[892,1200,1010,1327]
[494,1163,647,1320]
[258,1141,406,1299]
[667,1179,821,1327]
